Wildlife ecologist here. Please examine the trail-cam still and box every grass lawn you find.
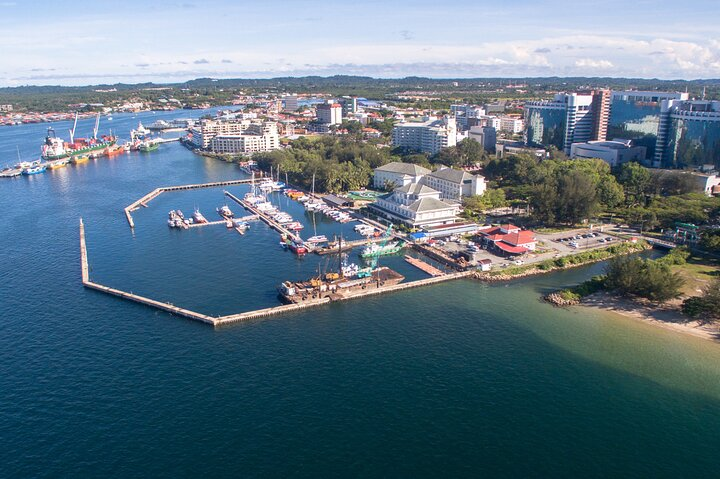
[672,254,720,296]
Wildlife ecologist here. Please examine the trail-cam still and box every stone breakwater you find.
[544,292,580,307]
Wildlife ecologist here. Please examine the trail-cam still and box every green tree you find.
[681,278,720,324]
[616,162,652,206]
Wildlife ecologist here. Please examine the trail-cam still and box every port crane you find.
[357,225,393,278]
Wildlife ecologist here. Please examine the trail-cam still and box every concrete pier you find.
[404,255,446,276]
[223,190,300,241]
[124,178,259,229]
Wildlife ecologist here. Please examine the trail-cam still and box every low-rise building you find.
[421,166,486,202]
[496,141,547,159]
[373,162,431,189]
[570,140,646,167]
[370,183,461,228]
[478,224,537,256]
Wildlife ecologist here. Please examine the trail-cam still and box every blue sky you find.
[1,0,718,86]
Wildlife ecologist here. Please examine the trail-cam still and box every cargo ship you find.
[40,113,115,160]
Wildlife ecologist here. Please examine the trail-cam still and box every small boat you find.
[71,155,89,164]
[306,235,328,244]
[286,222,304,230]
[47,159,69,169]
[217,205,234,218]
[192,208,208,224]
[22,161,47,175]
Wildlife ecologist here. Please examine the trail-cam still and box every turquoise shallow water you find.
[1,113,720,478]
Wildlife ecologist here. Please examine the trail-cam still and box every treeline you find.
[254,136,396,193]
[252,137,492,194]
[485,153,720,229]
[485,154,624,224]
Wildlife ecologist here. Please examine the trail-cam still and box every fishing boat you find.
[104,144,125,157]
[138,141,159,152]
[22,161,47,175]
[360,241,405,258]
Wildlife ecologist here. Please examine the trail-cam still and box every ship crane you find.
[92,112,100,140]
[69,112,78,144]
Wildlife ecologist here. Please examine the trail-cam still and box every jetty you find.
[404,255,446,276]
[314,236,386,255]
[223,190,300,241]
[123,178,262,228]
[80,219,474,328]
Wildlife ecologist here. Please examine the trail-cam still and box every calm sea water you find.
[2,112,720,478]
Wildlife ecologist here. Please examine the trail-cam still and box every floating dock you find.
[223,190,301,242]
[123,178,263,228]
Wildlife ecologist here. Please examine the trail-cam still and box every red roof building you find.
[478,225,537,256]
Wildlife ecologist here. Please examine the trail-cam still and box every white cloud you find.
[575,58,614,69]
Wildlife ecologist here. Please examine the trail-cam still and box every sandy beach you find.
[579,291,720,343]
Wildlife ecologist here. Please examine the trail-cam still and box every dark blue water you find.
[2,112,720,478]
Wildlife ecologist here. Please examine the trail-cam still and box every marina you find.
[80,218,472,327]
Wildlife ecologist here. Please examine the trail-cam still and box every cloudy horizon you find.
[1,0,719,87]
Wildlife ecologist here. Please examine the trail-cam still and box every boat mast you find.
[69,112,78,144]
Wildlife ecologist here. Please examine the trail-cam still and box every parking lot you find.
[425,226,622,270]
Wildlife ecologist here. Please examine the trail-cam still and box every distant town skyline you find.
[1,0,719,87]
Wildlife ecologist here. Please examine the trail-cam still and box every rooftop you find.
[395,182,438,196]
[375,161,431,176]
[428,167,481,184]
[407,197,457,213]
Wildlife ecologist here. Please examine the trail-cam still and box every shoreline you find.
[576,291,720,343]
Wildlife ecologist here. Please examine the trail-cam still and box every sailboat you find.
[305,172,323,210]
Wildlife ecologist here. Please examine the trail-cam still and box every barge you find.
[278,266,405,304]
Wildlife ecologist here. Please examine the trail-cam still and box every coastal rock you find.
[544,292,580,307]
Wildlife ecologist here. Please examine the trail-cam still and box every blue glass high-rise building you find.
[607,91,688,161]
[656,100,720,169]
